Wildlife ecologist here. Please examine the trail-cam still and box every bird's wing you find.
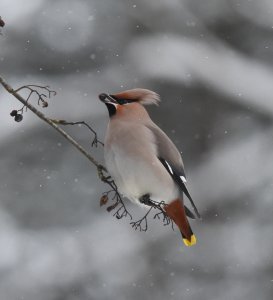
[147,123,200,219]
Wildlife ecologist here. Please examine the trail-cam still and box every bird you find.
[99,88,200,246]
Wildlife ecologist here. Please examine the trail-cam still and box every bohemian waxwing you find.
[99,88,200,246]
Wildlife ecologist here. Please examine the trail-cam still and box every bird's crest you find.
[112,88,160,106]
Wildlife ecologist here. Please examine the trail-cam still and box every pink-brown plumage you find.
[112,88,160,106]
[99,88,198,246]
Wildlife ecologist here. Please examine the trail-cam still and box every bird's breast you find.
[104,122,179,204]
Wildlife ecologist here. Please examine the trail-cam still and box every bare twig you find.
[49,119,104,147]
[154,210,174,229]
[130,199,174,231]
[14,85,56,112]
[99,170,132,220]
[151,200,174,229]
[130,207,153,231]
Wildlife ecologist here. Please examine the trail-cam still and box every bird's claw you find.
[139,193,153,206]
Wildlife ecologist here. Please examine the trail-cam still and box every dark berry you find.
[42,101,48,108]
[10,110,18,117]
[14,114,23,122]
[100,195,108,207]
[0,17,4,28]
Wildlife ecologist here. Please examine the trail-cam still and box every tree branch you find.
[0,76,101,169]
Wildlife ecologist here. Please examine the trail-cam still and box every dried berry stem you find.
[49,119,104,147]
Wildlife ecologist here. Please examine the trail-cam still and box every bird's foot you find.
[139,193,153,206]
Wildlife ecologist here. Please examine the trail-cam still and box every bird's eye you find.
[117,99,128,105]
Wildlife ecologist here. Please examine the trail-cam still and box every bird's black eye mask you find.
[110,95,136,105]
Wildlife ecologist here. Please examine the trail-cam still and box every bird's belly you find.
[105,154,150,201]
[104,146,179,205]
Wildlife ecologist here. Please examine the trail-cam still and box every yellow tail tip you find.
[183,235,197,246]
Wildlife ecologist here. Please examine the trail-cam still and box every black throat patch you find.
[105,103,117,117]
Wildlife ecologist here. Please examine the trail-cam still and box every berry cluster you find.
[10,110,23,122]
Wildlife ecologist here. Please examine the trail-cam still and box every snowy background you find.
[1,0,273,299]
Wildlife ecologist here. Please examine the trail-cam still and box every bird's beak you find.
[98,93,117,104]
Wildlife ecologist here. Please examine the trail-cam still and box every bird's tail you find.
[165,198,197,246]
